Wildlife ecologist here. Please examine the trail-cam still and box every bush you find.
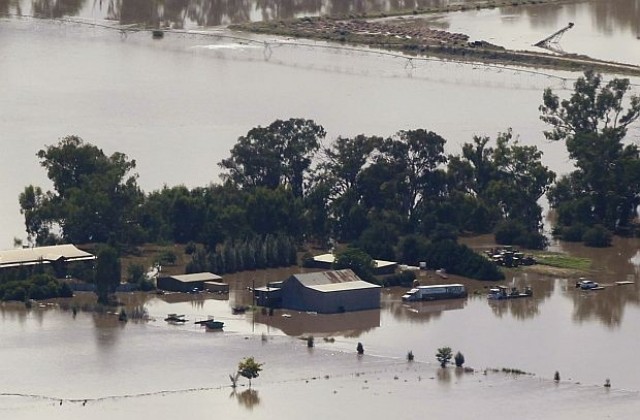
[127,263,146,284]
[582,225,612,247]
[185,241,197,255]
[423,240,504,281]
[375,270,416,287]
[156,250,177,265]
[560,224,586,242]
[454,351,465,367]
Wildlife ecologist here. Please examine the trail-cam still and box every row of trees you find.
[17,122,555,251]
[186,235,298,275]
[16,72,640,277]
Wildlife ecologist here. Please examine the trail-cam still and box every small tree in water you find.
[454,351,465,367]
[436,347,453,368]
[357,342,364,355]
[238,357,263,388]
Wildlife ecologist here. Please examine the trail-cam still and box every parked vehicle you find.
[576,279,603,290]
[402,284,467,302]
[487,285,533,300]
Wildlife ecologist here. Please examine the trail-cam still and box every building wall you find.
[281,278,380,314]
[157,277,204,292]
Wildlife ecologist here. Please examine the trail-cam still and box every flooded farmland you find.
[3,0,640,417]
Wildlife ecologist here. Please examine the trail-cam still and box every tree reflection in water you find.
[232,388,261,410]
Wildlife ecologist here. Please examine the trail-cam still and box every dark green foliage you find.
[219,118,325,198]
[126,263,146,284]
[495,220,547,250]
[187,235,298,275]
[582,225,613,247]
[155,250,177,266]
[357,342,364,355]
[436,347,453,368]
[237,357,263,387]
[0,274,73,301]
[95,245,121,305]
[184,241,197,255]
[333,247,375,282]
[396,234,431,265]
[454,351,465,367]
[19,136,144,246]
[423,240,504,281]
[541,71,640,235]
[375,270,416,287]
[557,224,586,242]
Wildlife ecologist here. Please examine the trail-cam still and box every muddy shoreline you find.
[229,0,640,76]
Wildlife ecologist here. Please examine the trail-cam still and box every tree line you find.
[14,71,640,288]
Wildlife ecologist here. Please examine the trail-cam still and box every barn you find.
[157,272,225,293]
[256,269,381,314]
[310,253,398,275]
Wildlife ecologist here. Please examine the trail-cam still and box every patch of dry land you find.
[230,0,640,76]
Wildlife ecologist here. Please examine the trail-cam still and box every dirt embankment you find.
[230,1,640,76]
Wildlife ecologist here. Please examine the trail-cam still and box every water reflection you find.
[253,309,380,336]
[385,296,465,323]
[233,388,261,410]
[487,275,555,320]
[92,313,123,349]
[31,0,83,18]
[1,0,638,37]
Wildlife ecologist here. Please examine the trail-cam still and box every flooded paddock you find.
[3,1,640,417]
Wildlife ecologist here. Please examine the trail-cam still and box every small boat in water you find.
[487,285,533,300]
[204,319,224,330]
[165,313,187,323]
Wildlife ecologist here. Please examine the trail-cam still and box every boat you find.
[164,313,187,323]
[402,284,467,302]
[576,279,604,290]
[487,285,533,300]
[203,319,224,330]
[231,305,248,314]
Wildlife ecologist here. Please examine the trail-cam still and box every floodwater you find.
[3,1,640,417]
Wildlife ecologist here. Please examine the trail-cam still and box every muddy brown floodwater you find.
[2,1,640,417]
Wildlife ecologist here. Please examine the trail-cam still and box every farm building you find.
[157,272,227,293]
[254,269,381,314]
[309,253,397,275]
[0,244,95,274]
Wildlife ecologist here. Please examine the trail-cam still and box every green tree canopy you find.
[19,136,143,245]
[237,357,263,387]
[540,71,640,234]
[219,118,325,197]
[95,244,121,304]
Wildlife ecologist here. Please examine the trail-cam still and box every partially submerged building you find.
[157,272,228,293]
[254,269,381,314]
[309,253,397,275]
[0,244,96,275]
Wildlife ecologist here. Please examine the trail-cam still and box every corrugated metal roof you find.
[0,244,96,268]
[291,269,381,292]
[170,272,222,283]
[312,253,397,268]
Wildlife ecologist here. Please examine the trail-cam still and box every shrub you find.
[376,270,416,287]
[185,241,197,255]
[127,263,146,284]
[561,224,586,242]
[454,351,465,367]
[156,250,177,265]
[582,225,612,247]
